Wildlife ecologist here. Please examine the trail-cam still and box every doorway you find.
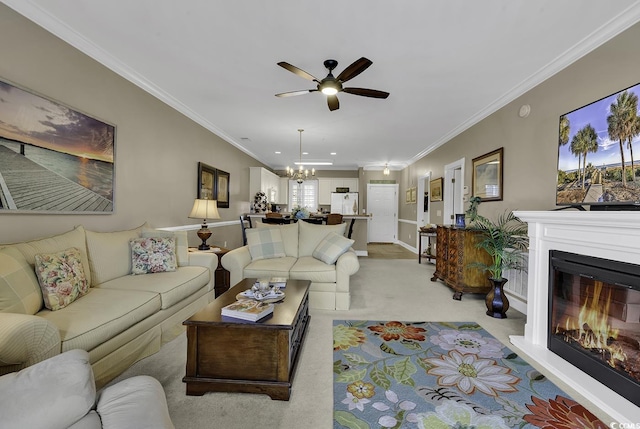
[366,184,398,243]
[443,158,465,225]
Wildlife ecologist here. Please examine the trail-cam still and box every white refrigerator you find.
[330,192,359,215]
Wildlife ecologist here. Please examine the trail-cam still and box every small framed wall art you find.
[472,147,503,201]
[430,178,443,202]
[215,169,230,208]
[197,162,216,200]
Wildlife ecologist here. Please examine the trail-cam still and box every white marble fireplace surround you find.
[511,211,640,424]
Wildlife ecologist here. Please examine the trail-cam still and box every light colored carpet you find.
[366,243,417,259]
[109,258,612,428]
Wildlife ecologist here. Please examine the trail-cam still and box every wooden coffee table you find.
[182,278,311,400]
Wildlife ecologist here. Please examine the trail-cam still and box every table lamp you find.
[189,199,220,250]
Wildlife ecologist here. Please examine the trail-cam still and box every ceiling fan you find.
[275,57,390,111]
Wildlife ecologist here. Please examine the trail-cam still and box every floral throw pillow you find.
[34,247,89,311]
[130,237,177,275]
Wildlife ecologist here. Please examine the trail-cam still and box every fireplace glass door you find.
[549,250,640,406]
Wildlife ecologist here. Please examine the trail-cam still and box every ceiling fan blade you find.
[343,87,390,99]
[327,95,339,111]
[275,89,318,97]
[277,62,320,83]
[336,57,372,83]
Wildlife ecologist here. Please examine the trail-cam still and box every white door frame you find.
[443,158,465,225]
[366,183,399,243]
[416,171,431,248]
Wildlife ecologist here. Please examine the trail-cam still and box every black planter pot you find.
[485,277,509,319]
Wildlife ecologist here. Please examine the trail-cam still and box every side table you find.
[188,246,231,297]
[418,232,436,264]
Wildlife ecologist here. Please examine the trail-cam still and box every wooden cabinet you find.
[431,225,492,300]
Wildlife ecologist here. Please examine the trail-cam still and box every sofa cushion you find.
[244,256,297,279]
[37,288,160,353]
[12,225,92,287]
[0,247,42,314]
[298,221,347,257]
[0,349,96,429]
[246,228,286,261]
[86,223,146,285]
[290,256,337,283]
[141,228,189,267]
[130,237,177,275]
[312,232,355,264]
[254,222,299,257]
[96,266,209,310]
[34,247,89,311]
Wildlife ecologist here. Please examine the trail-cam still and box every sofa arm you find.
[221,246,252,286]
[97,375,175,429]
[335,249,360,294]
[186,251,217,292]
[0,313,60,373]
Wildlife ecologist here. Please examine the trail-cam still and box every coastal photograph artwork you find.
[0,79,115,213]
[557,81,640,206]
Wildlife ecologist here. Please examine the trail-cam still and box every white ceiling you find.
[4,1,640,171]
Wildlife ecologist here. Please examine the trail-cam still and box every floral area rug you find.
[333,321,607,429]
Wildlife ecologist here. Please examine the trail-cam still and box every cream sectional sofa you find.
[0,224,217,387]
[221,220,360,310]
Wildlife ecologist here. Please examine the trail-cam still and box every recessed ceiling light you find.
[294,161,333,166]
[330,152,337,155]
[275,151,281,154]
[302,152,309,155]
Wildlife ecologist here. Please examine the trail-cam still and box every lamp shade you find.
[188,199,220,221]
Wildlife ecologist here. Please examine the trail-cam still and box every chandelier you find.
[286,129,315,184]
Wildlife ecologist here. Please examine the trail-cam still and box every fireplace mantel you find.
[510,210,640,424]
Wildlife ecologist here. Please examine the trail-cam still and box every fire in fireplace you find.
[548,250,640,407]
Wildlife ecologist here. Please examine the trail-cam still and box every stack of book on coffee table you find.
[221,300,274,322]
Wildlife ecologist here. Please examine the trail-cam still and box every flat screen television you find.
[556,81,640,210]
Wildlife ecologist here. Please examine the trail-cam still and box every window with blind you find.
[289,179,318,210]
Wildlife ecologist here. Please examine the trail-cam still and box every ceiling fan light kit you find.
[276,57,389,111]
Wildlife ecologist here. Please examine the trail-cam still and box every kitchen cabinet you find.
[249,167,280,204]
[318,178,359,206]
[278,177,289,205]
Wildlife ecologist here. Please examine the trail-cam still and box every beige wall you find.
[0,5,263,248]
[395,21,640,247]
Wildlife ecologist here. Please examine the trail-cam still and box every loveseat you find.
[221,220,360,310]
[0,349,174,429]
[0,223,217,387]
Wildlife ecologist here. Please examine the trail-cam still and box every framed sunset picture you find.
[0,78,115,213]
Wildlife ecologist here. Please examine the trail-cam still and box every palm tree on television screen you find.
[607,90,638,186]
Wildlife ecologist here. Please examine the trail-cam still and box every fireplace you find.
[510,210,640,423]
[548,250,640,407]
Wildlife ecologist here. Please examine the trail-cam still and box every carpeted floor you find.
[367,243,417,259]
[109,258,613,428]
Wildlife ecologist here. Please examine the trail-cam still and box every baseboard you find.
[396,240,417,254]
[355,250,368,257]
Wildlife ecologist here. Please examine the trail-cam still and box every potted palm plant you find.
[468,210,529,318]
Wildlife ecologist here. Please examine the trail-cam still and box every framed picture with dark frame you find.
[472,147,503,201]
[430,178,443,202]
[197,162,216,200]
[215,168,230,208]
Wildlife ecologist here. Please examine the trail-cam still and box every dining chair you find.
[326,213,343,225]
[239,215,252,245]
